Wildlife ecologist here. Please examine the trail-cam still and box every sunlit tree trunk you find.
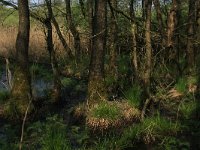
[65,0,81,64]
[45,0,61,103]
[87,0,107,106]
[10,0,33,118]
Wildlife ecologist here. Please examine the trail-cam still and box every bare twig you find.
[19,96,32,150]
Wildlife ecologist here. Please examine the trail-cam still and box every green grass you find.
[119,114,181,148]
[26,115,71,150]
[91,102,122,121]
[123,84,142,108]
[175,77,187,94]
[179,100,198,119]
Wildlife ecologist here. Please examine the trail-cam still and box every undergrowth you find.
[123,84,142,108]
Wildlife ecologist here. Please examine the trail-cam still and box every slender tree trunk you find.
[65,0,81,64]
[130,0,138,79]
[52,16,74,59]
[153,0,165,45]
[186,0,196,71]
[87,0,94,55]
[109,0,118,80]
[197,1,200,32]
[141,0,152,120]
[45,0,61,103]
[143,0,152,95]
[196,1,200,50]
[87,0,107,106]
[10,0,33,118]
[166,0,180,56]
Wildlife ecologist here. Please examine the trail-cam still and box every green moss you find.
[5,67,33,119]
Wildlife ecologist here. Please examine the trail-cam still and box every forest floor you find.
[0,59,200,150]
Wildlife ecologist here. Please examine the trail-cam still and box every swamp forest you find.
[0,0,200,149]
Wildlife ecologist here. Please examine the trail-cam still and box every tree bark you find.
[65,0,81,64]
[87,0,107,106]
[45,0,61,103]
[109,0,118,80]
[52,16,74,59]
[196,1,200,47]
[186,0,196,71]
[143,0,152,95]
[10,0,33,118]
[166,0,179,49]
[130,0,138,79]
[87,0,94,54]
[153,0,165,45]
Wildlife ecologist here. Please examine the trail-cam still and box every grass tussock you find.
[86,101,140,132]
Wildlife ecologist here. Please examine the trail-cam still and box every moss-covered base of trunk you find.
[4,67,33,120]
[87,76,107,107]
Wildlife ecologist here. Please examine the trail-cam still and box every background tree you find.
[130,0,138,80]
[65,0,81,64]
[45,0,61,103]
[186,0,196,71]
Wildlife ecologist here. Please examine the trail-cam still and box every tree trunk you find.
[153,0,165,45]
[186,0,196,71]
[196,1,200,53]
[166,0,179,53]
[109,0,118,80]
[10,0,33,118]
[87,0,94,55]
[87,0,107,106]
[143,0,152,95]
[130,0,138,79]
[45,0,61,103]
[65,0,81,64]
[141,0,152,120]
[52,16,74,59]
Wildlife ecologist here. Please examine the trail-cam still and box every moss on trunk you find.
[6,66,33,119]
